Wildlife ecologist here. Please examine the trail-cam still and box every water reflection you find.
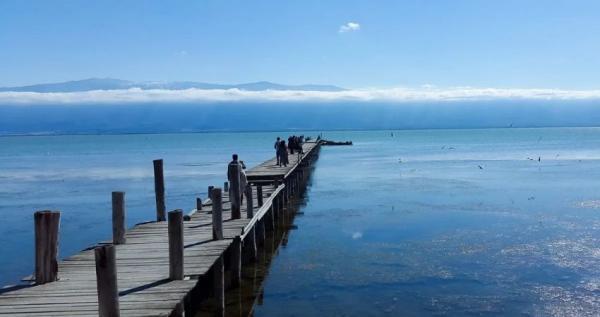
[194,183,308,316]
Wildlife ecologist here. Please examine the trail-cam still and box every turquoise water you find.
[1,128,599,316]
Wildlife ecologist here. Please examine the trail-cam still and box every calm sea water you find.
[1,128,599,316]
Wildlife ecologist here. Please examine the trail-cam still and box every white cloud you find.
[2,86,600,105]
[352,232,363,239]
[339,22,360,33]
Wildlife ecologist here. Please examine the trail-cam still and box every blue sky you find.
[1,0,600,89]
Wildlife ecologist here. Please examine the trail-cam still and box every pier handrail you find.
[240,183,285,240]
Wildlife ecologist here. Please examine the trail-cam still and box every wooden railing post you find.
[212,188,223,240]
[230,236,242,288]
[95,244,119,317]
[257,185,263,207]
[213,255,225,317]
[246,184,254,218]
[230,162,241,219]
[196,197,202,211]
[257,219,266,247]
[243,227,257,263]
[266,205,275,231]
[208,186,214,200]
[112,192,126,245]
[224,181,229,192]
[153,159,166,221]
[34,210,60,284]
[168,209,184,280]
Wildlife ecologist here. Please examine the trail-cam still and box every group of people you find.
[225,135,306,205]
[274,135,305,167]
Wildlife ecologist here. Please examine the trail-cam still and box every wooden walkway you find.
[0,141,321,316]
[246,141,319,182]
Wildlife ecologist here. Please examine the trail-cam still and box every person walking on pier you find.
[278,140,289,167]
[274,137,281,166]
[239,160,248,204]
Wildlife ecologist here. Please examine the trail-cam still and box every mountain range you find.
[0,78,345,93]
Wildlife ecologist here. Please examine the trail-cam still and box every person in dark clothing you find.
[278,140,289,167]
[227,154,242,204]
[288,136,294,154]
[274,137,281,165]
[298,135,304,154]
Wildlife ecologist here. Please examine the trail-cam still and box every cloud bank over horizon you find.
[2,86,600,105]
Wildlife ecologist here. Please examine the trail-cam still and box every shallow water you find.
[0,128,599,316]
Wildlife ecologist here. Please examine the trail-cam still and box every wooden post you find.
[211,188,223,240]
[279,188,287,210]
[283,180,289,205]
[196,197,202,211]
[257,219,266,247]
[224,181,229,192]
[230,162,241,219]
[208,186,214,200]
[273,196,279,220]
[213,256,225,317]
[112,192,126,245]
[153,159,166,221]
[244,227,257,263]
[95,245,119,317]
[230,236,242,288]
[168,209,184,280]
[246,184,254,218]
[266,206,274,231]
[291,174,296,196]
[34,210,60,284]
[257,185,263,207]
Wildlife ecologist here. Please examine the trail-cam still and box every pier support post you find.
[168,209,184,280]
[271,196,278,221]
[257,185,263,207]
[212,188,224,240]
[153,159,166,221]
[257,219,266,247]
[243,227,257,263]
[230,162,241,219]
[196,197,202,212]
[230,236,242,288]
[34,210,60,284]
[224,181,229,192]
[213,256,225,317]
[95,245,119,317]
[208,186,214,201]
[266,206,274,231]
[273,196,280,220]
[112,192,126,245]
[246,184,254,218]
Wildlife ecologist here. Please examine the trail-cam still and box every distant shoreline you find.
[1,125,599,138]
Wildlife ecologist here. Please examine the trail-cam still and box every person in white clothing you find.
[239,160,248,204]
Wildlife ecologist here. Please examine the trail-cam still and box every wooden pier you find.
[0,141,321,316]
